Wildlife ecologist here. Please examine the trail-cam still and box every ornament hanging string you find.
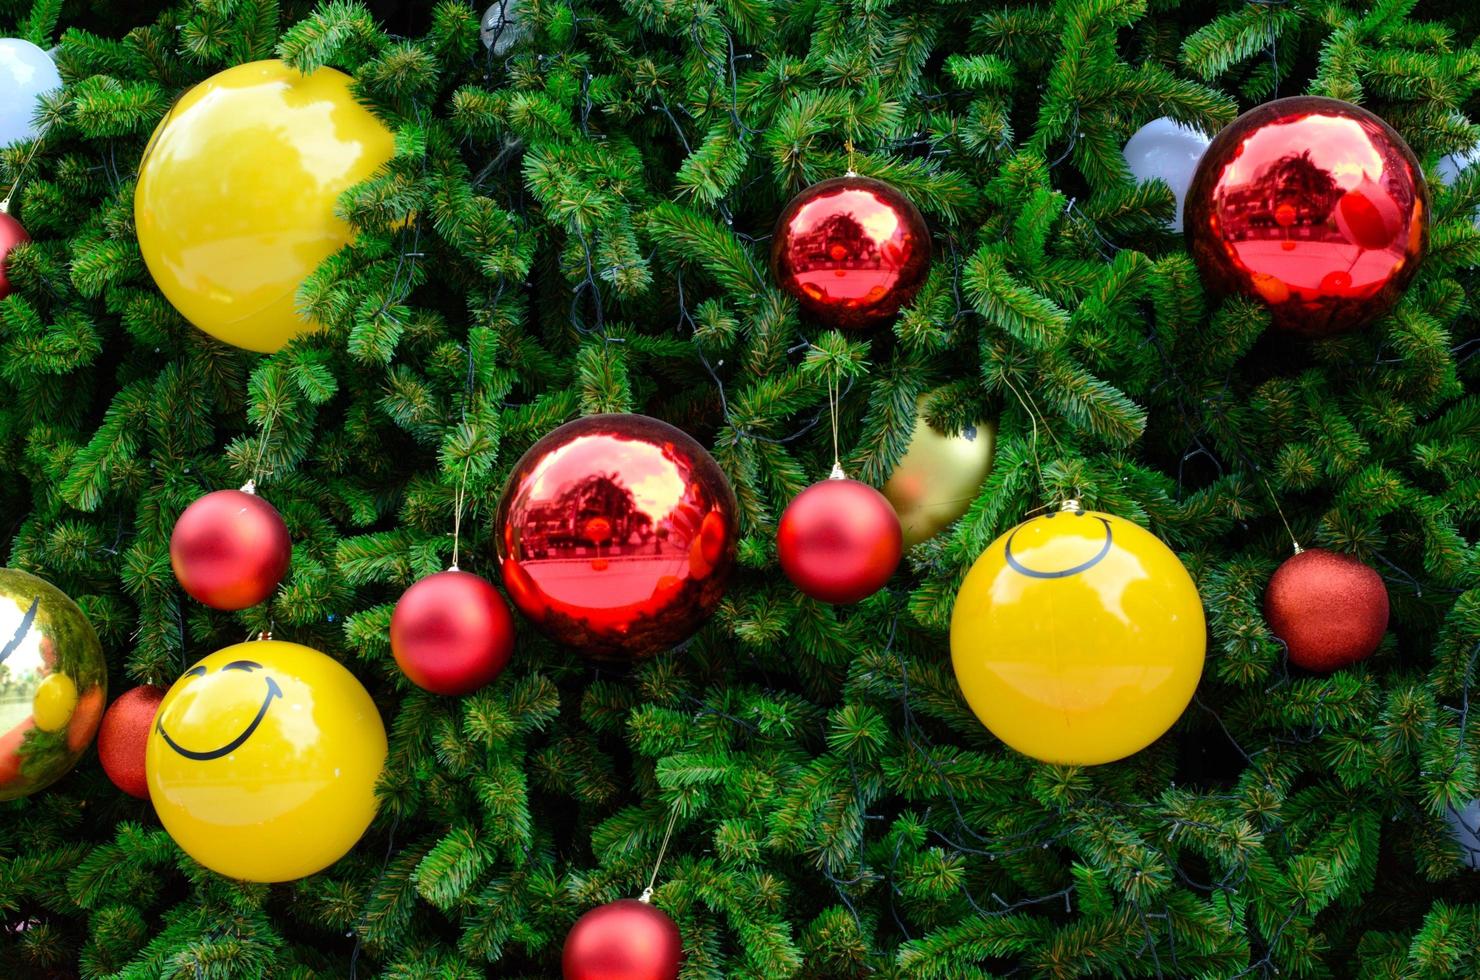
[639,805,682,904]
[999,373,1061,506]
[1,132,47,214]
[242,405,278,496]
[450,454,474,571]
[844,137,858,178]
[825,361,844,479]
[1257,476,1301,554]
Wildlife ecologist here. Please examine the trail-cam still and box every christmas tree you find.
[2,0,1480,976]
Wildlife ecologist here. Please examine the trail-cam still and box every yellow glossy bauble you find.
[0,569,106,801]
[883,401,996,547]
[949,506,1206,765]
[134,60,395,353]
[145,640,386,882]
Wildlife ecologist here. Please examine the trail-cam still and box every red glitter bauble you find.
[771,175,931,330]
[390,570,514,695]
[562,899,682,980]
[0,211,30,300]
[495,414,738,661]
[1265,548,1389,671]
[170,488,292,610]
[97,685,165,799]
[777,477,903,604]
[1185,96,1428,337]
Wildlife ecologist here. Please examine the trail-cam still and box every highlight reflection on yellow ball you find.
[950,505,1206,765]
[135,60,395,353]
[145,640,386,882]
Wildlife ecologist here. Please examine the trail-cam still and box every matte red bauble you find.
[0,210,30,300]
[97,685,165,798]
[390,569,514,695]
[495,414,738,661]
[562,898,682,980]
[170,488,292,610]
[1185,96,1428,337]
[777,476,903,604]
[1265,547,1389,671]
[771,175,931,330]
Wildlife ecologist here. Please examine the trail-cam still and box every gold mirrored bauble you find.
[883,401,997,547]
[0,569,106,801]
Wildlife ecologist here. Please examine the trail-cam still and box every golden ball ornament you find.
[145,640,386,881]
[949,506,1206,765]
[135,60,395,353]
[882,401,996,547]
[0,569,106,800]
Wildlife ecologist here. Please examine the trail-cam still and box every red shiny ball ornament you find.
[777,477,903,604]
[562,899,682,980]
[1185,96,1428,337]
[390,569,514,695]
[496,414,738,661]
[771,175,931,331]
[0,210,30,300]
[97,685,165,798]
[1265,548,1389,671]
[170,488,292,610]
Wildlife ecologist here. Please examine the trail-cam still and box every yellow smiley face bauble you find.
[134,60,395,353]
[0,568,106,801]
[882,400,996,548]
[949,508,1206,766]
[145,640,386,882]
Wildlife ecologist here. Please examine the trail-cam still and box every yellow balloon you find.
[134,60,395,353]
[949,506,1205,765]
[31,672,77,732]
[883,400,996,548]
[145,640,386,882]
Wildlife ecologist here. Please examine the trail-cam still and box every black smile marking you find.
[0,597,39,666]
[1004,515,1114,579]
[157,676,283,761]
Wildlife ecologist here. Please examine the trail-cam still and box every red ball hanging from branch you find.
[771,175,931,331]
[1264,547,1389,671]
[170,485,292,610]
[562,898,682,980]
[390,569,515,695]
[0,209,30,300]
[777,474,903,604]
[97,685,165,799]
[1184,96,1428,337]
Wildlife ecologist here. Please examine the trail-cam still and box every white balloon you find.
[1122,117,1211,233]
[481,0,530,57]
[0,38,61,146]
[1437,146,1479,187]
[1445,800,1480,870]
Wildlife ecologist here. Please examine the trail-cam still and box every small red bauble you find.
[390,569,514,695]
[97,685,165,798]
[1265,547,1389,671]
[170,488,292,610]
[771,175,931,330]
[777,476,903,604]
[0,210,30,300]
[496,414,738,661]
[1185,96,1428,337]
[562,898,682,980]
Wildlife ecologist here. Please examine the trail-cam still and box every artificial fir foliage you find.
[0,0,1479,977]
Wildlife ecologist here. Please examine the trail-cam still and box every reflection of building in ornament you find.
[787,212,886,273]
[1217,151,1345,242]
[519,474,666,559]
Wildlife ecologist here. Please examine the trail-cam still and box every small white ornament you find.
[481,0,530,57]
[1446,799,1480,869]
[1122,117,1211,233]
[0,38,62,146]
[1436,145,1479,187]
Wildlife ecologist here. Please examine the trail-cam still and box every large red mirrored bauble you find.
[1185,96,1428,337]
[495,414,738,661]
[771,175,931,330]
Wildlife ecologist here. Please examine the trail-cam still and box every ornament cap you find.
[638,887,654,904]
[828,461,846,480]
[240,479,257,495]
[1059,498,1083,514]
